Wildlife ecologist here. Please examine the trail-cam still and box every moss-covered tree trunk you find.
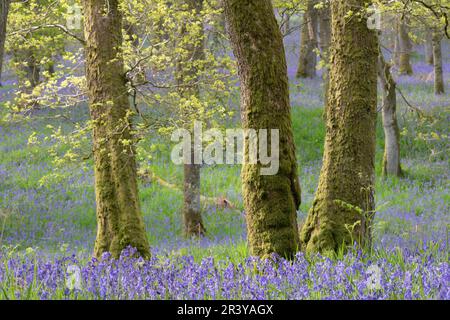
[318,4,331,105]
[398,20,413,75]
[300,0,378,255]
[0,0,10,86]
[432,30,445,95]
[224,0,301,258]
[378,52,402,177]
[83,0,150,259]
[297,1,317,79]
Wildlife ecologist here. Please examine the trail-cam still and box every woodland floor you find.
[0,36,448,299]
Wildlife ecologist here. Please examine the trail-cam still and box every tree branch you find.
[10,24,86,45]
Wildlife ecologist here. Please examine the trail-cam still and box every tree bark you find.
[318,4,331,106]
[280,11,290,35]
[23,54,40,88]
[393,31,400,66]
[183,160,204,236]
[0,0,10,86]
[300,0,378,255]
[425,30,434,65]
[224,0,301,258]
[83,0,150,259]
[296,1,318,79]
[378,52,402,177]
[10,0,40,108]
[177,0,206,237]
[398,20,413,75]
[432,30,445,95]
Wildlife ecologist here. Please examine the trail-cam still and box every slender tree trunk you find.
[224,0,301,258]
[11,1,40,108]
[183,159,204,236]
[83,0,150,259]
[398,20,413,75]
[178,0,206,237]
[425,30,434,65]
[393,31,400,66]
[378,52,402,177]
[47,61,55,75]
[24,54,40,88]
[124,23,140,48]
[297,1,317,79]
[281,11,290,35]
[432,30,445,95]
[318,5,331,105]
[0,0,10,86]
[12,48,40,109]
[300,0,378,255]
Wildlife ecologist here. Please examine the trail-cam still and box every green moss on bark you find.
[83,0,150,259]
[300,0,378,255]
[224,0,301,259]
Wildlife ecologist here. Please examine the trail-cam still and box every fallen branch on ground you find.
[138,169,238,210]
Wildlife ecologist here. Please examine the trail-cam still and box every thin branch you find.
[396,86,424,117]
[10,24,86,45]
[411,0,450,38]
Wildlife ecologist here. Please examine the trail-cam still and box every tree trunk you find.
[183,160,204,236]
[378,52,402,177]
[12,48,41,109]
[0,0,10,86]
[47,61,55,75]
[393,31,400,66]
[11,1,40,109]
[398,20,413,75]
[83,0,150,259]
[425,30,434,65]
[297,1,318,79]
[224,0,301,258]
[281,11,290,35]
[178,0,206,237]
[124,23,140,48]
[318,5,331,105]
[432,30,445,95]
[300,0,378,255]
[24,54,40,88]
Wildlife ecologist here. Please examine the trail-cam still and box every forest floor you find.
[0,37,449,299]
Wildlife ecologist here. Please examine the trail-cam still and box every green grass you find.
[0,99,449,259]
